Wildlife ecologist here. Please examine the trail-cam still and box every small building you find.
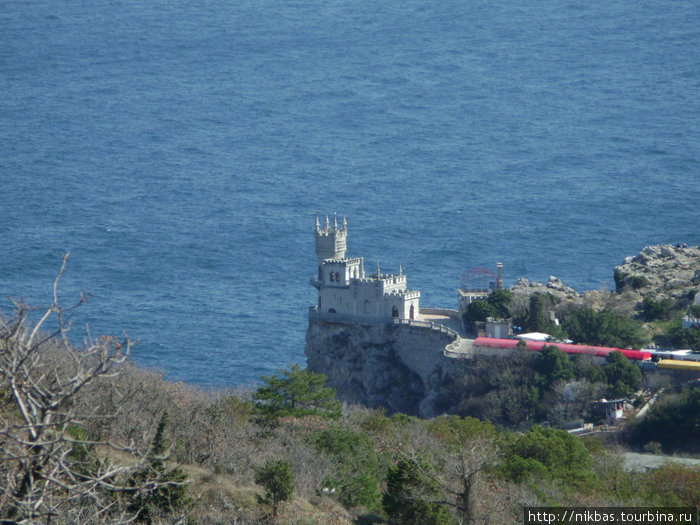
[592,399,626,424]
[485,317,512,339]
[681,315,700,330]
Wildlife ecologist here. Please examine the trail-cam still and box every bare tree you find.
[0,254,188,524]
[395,419,501,525]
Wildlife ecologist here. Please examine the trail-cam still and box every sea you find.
[1,0,698,388]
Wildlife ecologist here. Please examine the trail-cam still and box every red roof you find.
[473,337,652,361]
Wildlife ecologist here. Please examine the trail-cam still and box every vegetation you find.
[1,258,698,523]
[602,351,642,398]
[253,363,342,424]
[562,308,648,349]
[462,289,513,329]
[626,387,700,454]
[254,459,294,517]
[666,320,700,351]
[437,346,646,429]
[383,458,452,525]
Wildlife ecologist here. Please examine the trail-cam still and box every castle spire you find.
[333,214,338,231]
[342,215,347,231]
[324,214,330,232]
[315,213,320,232]
[376,261,380,277]
[398,263,403,276]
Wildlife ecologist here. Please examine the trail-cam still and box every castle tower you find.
[314,213,347,264]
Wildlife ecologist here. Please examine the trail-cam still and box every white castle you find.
[310,214,420,322]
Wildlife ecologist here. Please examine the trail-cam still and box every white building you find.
[310,215,420,323]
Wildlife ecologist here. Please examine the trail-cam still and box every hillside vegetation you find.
[1,253,698,524]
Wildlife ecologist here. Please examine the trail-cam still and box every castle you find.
[310,214,420,323]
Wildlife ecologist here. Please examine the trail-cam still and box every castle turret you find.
[314,213,347,264]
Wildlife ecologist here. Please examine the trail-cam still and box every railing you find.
[393,318,459,338]
[420,307,460,318]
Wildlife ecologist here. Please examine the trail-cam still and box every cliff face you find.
[304,320,455,417]
[509,244,700,316]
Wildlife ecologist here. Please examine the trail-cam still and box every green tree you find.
[641,296,674,321]
[499,426,594,487]
[255,459,294,517]
[464,299,496,329]
[602,351,641,398]
[383,458,452,525]
[563,308,647,349]
[627,388,700,453]
[667,322,700,351]
[527,294,549,333]
[487,289,513,318]
[534,345,574,390]
[310,426,382,511]
[253,364,341,423]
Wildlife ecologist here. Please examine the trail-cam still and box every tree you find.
[309,426,382,511]
[398,416,500,525]
[253,364,341,423]
[487,289,513,318]
[255,459,294,517]
[383,458,452,525]
[602,351,641,398]
[667,322,700,351]
[563,308,647,349]
[499,426,594,487]
[534,345,574,390]
[464,300,496,329]
[626,387,700,453]
[641,296,673,321]
[0,254,189,523]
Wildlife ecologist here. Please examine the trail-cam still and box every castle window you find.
[330,272,335,282]
[335,272,340,283]
[392,305,399,318]
[364,300,370,314]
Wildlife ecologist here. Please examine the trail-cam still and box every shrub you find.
[255,459,294,517]
[641,296,674,321]
[628,275,650,290]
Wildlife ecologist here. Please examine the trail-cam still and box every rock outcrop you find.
[305,320,456,417]
[614,244,700,298]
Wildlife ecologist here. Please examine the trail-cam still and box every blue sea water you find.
[1,0,698,387]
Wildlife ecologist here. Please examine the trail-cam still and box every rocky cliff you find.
[305,320,456,417]
[509,244,700,316]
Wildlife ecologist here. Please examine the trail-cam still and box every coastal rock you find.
[510,275,579,301]
[614,244,700,301]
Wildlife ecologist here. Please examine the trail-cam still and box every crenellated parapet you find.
[311,215,420,323]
